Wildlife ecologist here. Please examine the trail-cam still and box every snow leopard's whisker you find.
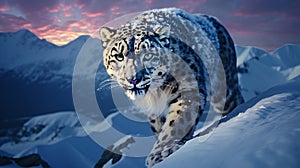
[110,84,122,89]
[99,78,116,84]
[97,82,119,91]
[97,78,119,91]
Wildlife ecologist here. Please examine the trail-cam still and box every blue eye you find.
[114,53,124,61]
[144,54,153,61]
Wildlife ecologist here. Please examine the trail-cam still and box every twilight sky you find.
[0,0,299,51]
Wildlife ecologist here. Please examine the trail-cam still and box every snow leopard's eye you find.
[143,54,153,61]
[114,53,124,62]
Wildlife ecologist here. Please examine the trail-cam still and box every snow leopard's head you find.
[99,24,171,100]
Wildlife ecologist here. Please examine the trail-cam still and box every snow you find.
[0,111,148,168]
[272,44,300,70]
[1,77,299,168]
[0,112,86,155]
[155,76,300,168]
[1,77,300,168]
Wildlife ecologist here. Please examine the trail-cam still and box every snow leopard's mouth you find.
[125,82,150,100]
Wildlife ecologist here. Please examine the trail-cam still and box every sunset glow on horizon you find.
[1,0,299,50]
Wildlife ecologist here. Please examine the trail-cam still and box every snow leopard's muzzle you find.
[121,69,152,100]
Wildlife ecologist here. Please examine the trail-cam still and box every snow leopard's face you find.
[100,25,171,100]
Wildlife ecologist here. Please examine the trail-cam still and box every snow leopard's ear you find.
[99,27,116,47]
[153,24,170,40]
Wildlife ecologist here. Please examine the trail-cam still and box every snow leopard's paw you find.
[146,142,183,167]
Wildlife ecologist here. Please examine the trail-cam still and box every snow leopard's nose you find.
[130,79,138,85]
[129,76,142,85]
[127,70,145,85]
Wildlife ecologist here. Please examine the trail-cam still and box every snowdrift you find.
[155,76,300,168]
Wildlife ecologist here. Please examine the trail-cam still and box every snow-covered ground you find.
[0,30,299,167]
[0,112,86,155]
[1,76,299,168]
[155,76,300,168]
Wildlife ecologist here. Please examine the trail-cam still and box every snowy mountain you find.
[0,30,112,137]
[236,44,300,101]
[0,29,88,126]
[0,29,87,77]
[0,112,86,155]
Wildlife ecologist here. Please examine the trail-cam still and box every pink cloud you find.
[233,12,262,18]
[63,5,72,11]
[109,6,123,16]
[75,3,85,9]
[231,30,258,36]
[65,12,72,17]
[110,7,119,11]
[0,14,28,31]
[23,23,32,28]
[82,12,105,18]
[0,6,10,12]
[112,11,122,16]
[52,16,63,23]
[177,0,206,13]
[31,17,102,45]
[69,22,81,28]
[0,0,299,50]
[145,0,153,4]
[48,7,60,13]
[36,25,51,31]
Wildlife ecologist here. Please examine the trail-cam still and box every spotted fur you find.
[99,8,244,167]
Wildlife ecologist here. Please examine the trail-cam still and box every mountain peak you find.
[0,29,94,48]
[16,29,34,34]
[14,29,39,40]
[273,43,300,52]
[61,35,91,47]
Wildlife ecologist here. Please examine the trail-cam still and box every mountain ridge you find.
[0,29,91,48]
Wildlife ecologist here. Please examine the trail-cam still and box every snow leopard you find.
[99,8,244,167]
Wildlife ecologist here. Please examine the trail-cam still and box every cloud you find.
[82,11,105,17]
[235,0,300,17]
[192,0,300,50]
[0,13,29,31]
[0,0,299,50]
[0,6,10,12]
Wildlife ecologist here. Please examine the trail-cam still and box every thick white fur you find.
[133,88,170,117]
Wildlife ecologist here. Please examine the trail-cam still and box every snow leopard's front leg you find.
[146,90,201,167]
